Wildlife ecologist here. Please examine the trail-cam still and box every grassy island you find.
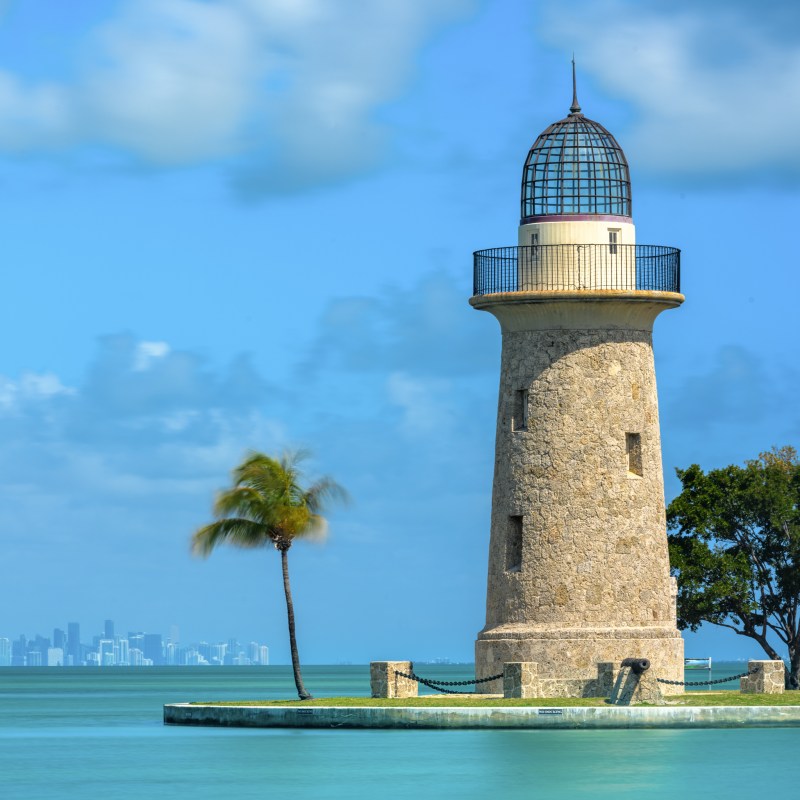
[191,692,800,708]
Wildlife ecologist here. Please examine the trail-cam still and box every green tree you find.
[667,446,800,688]
[192,451,347,699]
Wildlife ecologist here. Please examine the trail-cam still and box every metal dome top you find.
[521,62,631,223]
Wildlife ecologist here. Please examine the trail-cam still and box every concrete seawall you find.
[164,704,800,730]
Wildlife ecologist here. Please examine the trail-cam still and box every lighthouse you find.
[471,66,684,695]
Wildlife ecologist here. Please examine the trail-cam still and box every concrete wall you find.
[519,220,635,248]
[165,703,800,730]
[517,220,636,290]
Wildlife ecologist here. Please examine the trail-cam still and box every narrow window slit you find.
[512,389,528,432]
[626,433,642,477]
[506,516,523,572]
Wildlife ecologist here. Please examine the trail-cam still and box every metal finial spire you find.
[570,55,582,115]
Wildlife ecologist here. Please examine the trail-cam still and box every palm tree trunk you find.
[280,545,312,700]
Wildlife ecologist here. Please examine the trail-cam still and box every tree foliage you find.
[667,446,800,687]
[192,451,347,699]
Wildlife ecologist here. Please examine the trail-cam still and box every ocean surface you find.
[1,663,797,799]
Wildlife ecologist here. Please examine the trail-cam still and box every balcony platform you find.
[469,289,684,331]
[473,244,680,296]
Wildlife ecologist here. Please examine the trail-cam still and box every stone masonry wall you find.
[476,322,684,691]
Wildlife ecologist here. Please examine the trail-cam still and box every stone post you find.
[740,660,785,694]
[370,661,418,699]
[503,662,540,698]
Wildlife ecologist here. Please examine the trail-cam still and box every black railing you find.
[473,244,680,296]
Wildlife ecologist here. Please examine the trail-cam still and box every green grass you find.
[669,691,800,707]
[192,696,605,707]
[190,692,800,708]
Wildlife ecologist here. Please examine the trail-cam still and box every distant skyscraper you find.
[185,649,208,666]
[67,622,81,664]
[27,650,42,667]
[143,633,164,666]
[12,636,26,667]
[32,635,51,661]
[53,628,67,651]
[169,625,180,646]
[98,639,115,666]
[211,643,226,665]
[47,648,64,667]
[104,620,114,640]
[128,633,145,654]
[0,638,10,666]
[259,646,269,666]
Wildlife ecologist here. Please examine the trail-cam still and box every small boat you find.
[684,657,712,670]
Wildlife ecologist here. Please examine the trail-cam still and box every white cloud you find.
[542,0,800,179]
[19,372,75,398]
[0,0,473,191]
[303,271,497,378]
[664,345,800,431]
[0,334,275,491]
[0,371,75,411]
[133,341,170,371]
[84,0,257,163]
[0,73,72,150]
[386,371,451,435]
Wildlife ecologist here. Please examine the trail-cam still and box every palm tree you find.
[191,451,346,700]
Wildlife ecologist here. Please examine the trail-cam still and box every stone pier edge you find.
[164,703,800,730]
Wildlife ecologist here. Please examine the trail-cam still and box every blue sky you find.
[0,0,798,664]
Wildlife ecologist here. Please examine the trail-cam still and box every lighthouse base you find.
[475,625,684,697]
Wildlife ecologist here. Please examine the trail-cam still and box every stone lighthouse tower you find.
[472,67,684,695]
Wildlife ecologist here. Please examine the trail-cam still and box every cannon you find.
[621,658,651,675]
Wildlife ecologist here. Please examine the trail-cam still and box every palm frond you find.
[303,476,349,513]
[280,447,311,471]
[213,486,274,524]
[233,453,284,497]
[191,518,272,557]
[293,513,328,542]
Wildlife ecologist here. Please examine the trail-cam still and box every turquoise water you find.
[1,664,797,799]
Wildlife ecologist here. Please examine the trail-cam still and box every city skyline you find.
[0,1,798,665]
[0,618,270,667]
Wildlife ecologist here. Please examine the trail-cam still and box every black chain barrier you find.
[656,665,761,687]
[393,665,505,695]
[396,664,762,693]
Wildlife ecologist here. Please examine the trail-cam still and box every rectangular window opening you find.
[626,432,643,477]
[608,228,619,255]
[529,233,539,264]
[512,389,529,432]
[506,516,523,572]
